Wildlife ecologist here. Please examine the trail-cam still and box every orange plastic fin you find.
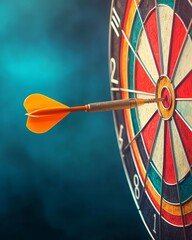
[24,94,70,133]
[24,94,67,113]
[26,111,70,134]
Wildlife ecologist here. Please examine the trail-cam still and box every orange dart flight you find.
[24,94,71,134]
[24,94,163,134]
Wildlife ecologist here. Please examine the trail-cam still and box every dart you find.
[24,93,164,134]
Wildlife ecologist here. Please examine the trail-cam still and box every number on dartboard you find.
[153,214,157,234]
[110,7,121,38]
[118,124,124,150]
[133,174,140,200]
[117,124,125,159]
[110,58,119,86]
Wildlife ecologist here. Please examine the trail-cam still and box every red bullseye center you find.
[161,87,172,109]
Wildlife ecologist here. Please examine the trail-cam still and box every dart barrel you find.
[87,98,161,112]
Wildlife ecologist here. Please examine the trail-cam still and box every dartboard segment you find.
[174,112,192,167]
[170,119,191,181]
[168,11,188,79]
[109,0,192,239]
[156,5,174,75]
[144,9,161,75]
[172,34,192,89]
[175,71,192,131]
[136,19,159,82]
[141,112,160,158]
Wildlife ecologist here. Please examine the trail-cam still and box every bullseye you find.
[161,87,171,109]
[156,76,175,120]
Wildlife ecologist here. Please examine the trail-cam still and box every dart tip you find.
[156,97,165,103]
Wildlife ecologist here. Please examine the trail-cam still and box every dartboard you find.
[109,0,192,239]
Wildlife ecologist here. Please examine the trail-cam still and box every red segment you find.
[174,112,192,165]
[168,14,186,79]
[161,208,185,226]
[145,9,161,75]
[164,121,177,184]
[184,210,192,226]
[141,112,160,156]
[175,71,192,98]
[135,59,156,93]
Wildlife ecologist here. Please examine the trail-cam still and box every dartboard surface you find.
[109,0,192,239]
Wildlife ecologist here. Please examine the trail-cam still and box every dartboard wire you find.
[121,29,156,86]
[175,108,192,132]
[138,117,163,211]
[111,87,155,96]
[165,0,176,76]
[176,98,192,101]
[133,0,160,76]
[171,19,192,86]
[123,110,158,153]
[159,120,166,240]
[172,116,192,176]
[154,0,164,75]
[169,121,187,240]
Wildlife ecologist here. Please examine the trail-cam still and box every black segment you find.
[140,191,160,240]
[186,224,192,240]
[136,135,148,168]
[175,0,192,28]
[162,181,179,203]
[123,146,143,208]
[161,219,188,240]
[139,0,155,21]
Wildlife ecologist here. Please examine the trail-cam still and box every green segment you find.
[148,164,162,195]
[190,28,192,38]
[128,12,142,135]
[179,174,192,202]
[158,0,174,8]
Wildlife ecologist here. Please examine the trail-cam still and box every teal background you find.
[0,0,149,239]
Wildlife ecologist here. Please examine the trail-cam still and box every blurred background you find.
[0,0,150,239]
